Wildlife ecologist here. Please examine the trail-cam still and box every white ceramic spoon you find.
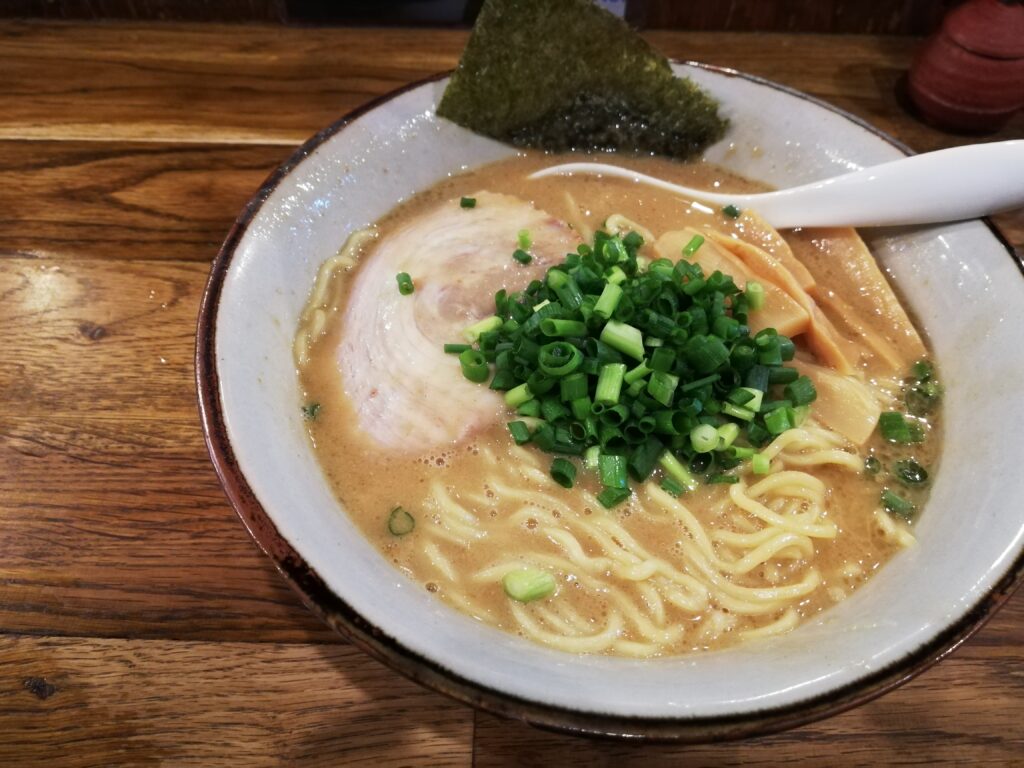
[528,140,1024,229]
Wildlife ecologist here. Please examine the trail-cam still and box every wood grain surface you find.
[0,20,1022,767]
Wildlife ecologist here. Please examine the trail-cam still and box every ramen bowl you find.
[196,64,1024,740]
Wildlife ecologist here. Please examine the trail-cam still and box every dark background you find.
[0,0,966,34]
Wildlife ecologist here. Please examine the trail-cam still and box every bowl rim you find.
[195,63,1024,742]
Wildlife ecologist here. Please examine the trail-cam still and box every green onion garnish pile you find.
[445,227,818,507]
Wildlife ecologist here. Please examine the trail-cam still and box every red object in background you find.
[908,0,1024,133]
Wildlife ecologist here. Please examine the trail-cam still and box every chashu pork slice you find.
[337,191,580,452]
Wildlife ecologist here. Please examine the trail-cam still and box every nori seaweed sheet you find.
[437,0,727,159]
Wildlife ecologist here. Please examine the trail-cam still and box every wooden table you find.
[0,21,1021,766]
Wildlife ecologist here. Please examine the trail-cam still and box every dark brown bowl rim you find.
[196,63,1024,742]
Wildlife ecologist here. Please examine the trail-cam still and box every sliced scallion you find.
[458,349,489,383]
[387,506,415,536]
[751,452,771,475]
[597,486,631,509]
[595,363,627,405]
[550,457,577,488]
[396,272,414,295]
[881,489,916,520]
[690,424,719,453]
[503,568,556,603]
[599,453,628,489]
[600,320,645,361]
[507,420,532,445]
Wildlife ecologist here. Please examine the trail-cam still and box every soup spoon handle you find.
[528,140,1024,229]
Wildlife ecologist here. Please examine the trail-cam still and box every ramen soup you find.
[295,153,942,657]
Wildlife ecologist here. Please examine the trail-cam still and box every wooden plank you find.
[473,598,1024,764]
[0,413,333,643]
[1,22,1020,148]
[0,21,465,144]
[0,258,331,641]
[0,635,473,767]
[0,258,209,416]
[0,140,288,261]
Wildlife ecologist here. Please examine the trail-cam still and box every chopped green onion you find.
[878,412,925,443]
[785,375,817,406]
[503,568,556,602]
[546,269,584,310]
[600,403,629,426]
[777,336,795,361]
[745,364,770,392]
[460,196,476,209]
[912,359,934,381]
[751,453,771,475]
[893,459,929,486]
[396,272,414,295]
[708,473,740,484]
[540,398,569,423]
[681,373,720,393]
[538,342,583,377]
[690,424,719,453]
[721,402,755,422]
[594,282,624,319]
[504,382,533,408]
[764,406,794,435]
[459,349,489,383]
[768,366,799,385]
[507,421,532,445]
[737,387,764,412]
[606,265,628,285]
[584,445,600,471]
[682,234,705,257]
[791,404,810,426]
[624,359,652,385]
[864,455,881,475]
[906,380,942,416]
[627,437,665,482]
[513,248,532,265]
[660,477,686,497]
[716,423,740,449]
[730,446,757,460]
[649,347,677,373]
[301,402,321,421]
[659,451,698,492]
[597,486,631,508]
[722,204,742,218]
[595,363,627,405]
[463,315,502,343]
[517,228,532,249]
[745,280,765,311]
[550,457,577,488]
[540,318,587,337]
[443,343,471,354]
[560,372,589,403]
[599,453,628,489]
[684,335,730,374]
[527,370,556,396]
[881,489,916,520]
[387,506,415,536]
[517,399,541,418]
[600,320,645,361]
[646,371,679,407]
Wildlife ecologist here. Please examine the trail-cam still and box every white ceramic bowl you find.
[197,64,1024,740]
